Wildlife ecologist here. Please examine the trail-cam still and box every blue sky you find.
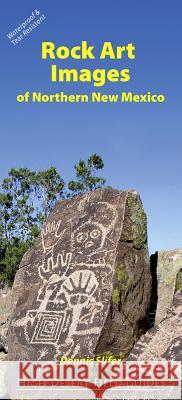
[1,1,182,253]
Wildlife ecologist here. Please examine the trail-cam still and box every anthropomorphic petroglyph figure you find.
[71,201,118,265]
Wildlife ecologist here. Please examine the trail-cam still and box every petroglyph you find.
[7,189,151,360]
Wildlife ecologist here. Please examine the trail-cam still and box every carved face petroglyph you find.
[72,222,105,255]
[71,201,118,256]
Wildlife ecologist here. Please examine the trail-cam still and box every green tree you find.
[1,168,38,241]
[0,238,33,287]
[36,166,64,219]
[68,154,106,195]
[0,166,65,287]
[0,192,13,243]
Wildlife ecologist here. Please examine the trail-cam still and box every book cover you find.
[0,1,181,399]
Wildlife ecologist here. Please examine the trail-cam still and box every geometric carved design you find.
[30,311,65,344]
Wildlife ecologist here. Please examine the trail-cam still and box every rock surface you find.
[7,188,151,360]
[155,249,182,325]
[128,290,182,361]
[0,288,12,355]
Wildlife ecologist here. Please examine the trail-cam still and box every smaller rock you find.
[128,290,182,361]
[0,320,8,353]
[175,269,182,292]
[155,249,182,325]
[0,288,12,355]
[0,288,12,325]
[0,351,6,360]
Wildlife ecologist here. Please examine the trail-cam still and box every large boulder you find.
[7,188,151,360]
[128,290,182,361]
[155,249,182,325]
